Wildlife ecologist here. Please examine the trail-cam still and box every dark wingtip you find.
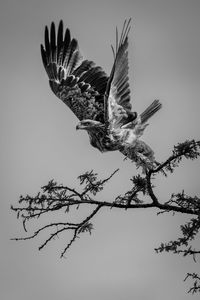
[59,19,64,26]
[111,18,131,60]
[50,21,56,29]
[50,22,56,42]
[44,25,50,53]
[58,20,64,40]
[57,20,64,59]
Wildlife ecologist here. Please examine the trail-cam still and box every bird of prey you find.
[41,19,162,171]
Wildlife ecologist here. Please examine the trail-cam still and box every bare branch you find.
[60,204,102,258]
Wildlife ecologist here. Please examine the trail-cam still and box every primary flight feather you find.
[41,19,162,170]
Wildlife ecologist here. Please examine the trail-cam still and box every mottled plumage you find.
[41,19,162,170]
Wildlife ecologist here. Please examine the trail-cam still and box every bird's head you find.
[76,120,105,132]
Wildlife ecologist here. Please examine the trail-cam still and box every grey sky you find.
[1,0,200,299]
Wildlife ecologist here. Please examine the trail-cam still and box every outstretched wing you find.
[41,21,108,122]
[104,19,136,129]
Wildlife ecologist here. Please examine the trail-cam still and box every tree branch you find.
[11,139,200,292]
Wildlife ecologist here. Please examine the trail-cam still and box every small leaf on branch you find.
[131,174,148,195]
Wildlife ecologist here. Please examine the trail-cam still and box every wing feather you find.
[57,20,63,61]
[41,20,109,121]
[50,22,56,62]
[44,26,50,60]
[78,66,108,94]
[62,28,71,65]
[105,19,136,129]
[73,60,95,77]
[41,44,48,68]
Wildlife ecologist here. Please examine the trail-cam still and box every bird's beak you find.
[76,123,83,130]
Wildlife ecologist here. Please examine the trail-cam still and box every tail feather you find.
[140,100,162,124]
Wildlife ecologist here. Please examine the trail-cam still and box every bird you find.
[41,19,162,171]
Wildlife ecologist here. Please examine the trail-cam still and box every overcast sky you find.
[1,0,200,299]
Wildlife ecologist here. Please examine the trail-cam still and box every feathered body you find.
[41,19,162,170]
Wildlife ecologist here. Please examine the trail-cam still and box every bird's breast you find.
[110,129,137,146]
[89,131,120,152]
